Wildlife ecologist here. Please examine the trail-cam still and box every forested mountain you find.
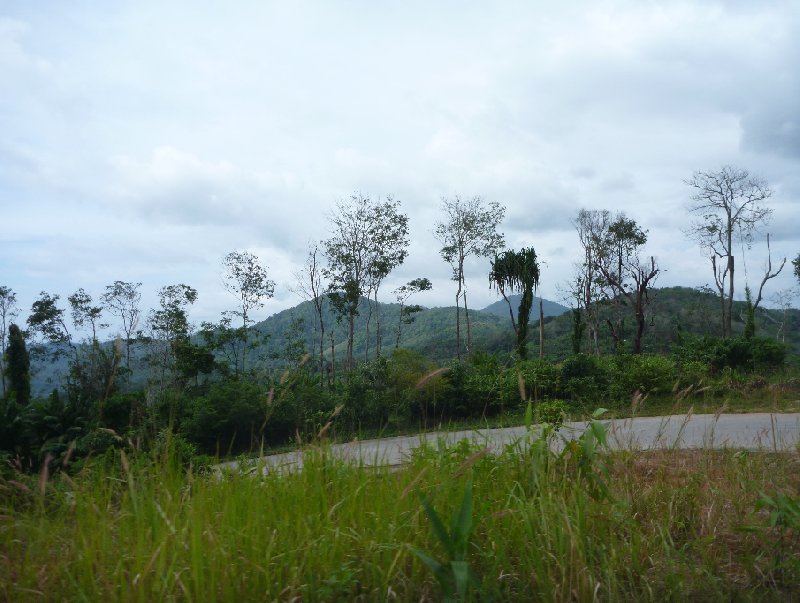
[28,287,799,394]
[481,295,569,320]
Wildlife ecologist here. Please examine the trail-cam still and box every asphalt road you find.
[217,412,800,475]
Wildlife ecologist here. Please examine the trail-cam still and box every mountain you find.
[28,286,800,395]
[481,295,569,320]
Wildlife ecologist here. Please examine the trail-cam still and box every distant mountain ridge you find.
[481,295,569,320]
[28,287,799,396]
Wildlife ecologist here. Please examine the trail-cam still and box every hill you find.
[28,287,799,394]
[481,295,569,320]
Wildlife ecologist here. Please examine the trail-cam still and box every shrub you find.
[675,336,786,374]
[560,354,610,404]
[537,399,569,427]
[610,355,677,399]
[518,358,561,401]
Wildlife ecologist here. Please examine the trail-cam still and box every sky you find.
[1,0,799,337]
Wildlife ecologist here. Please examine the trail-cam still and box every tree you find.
[292,243,328,383]
[748,233,786,326]
[686,166,772,337]
[572,209,612,354]
[793,253,799,283]
[27,291,72,354]
[222,251,275,376]
[434,196,505,359]
[68,288,106,344]
[324,193,409,369]
[393,277,432,349]
[489,248,540,359]
[364,197,409,358]
[67,289,118,406]
[4,323,30,406]
[0,286,18,397]
[595,215,660,354]
[146,284,199,390]
[102,281,142,369]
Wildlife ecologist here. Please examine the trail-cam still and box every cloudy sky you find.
[2,0,798,334]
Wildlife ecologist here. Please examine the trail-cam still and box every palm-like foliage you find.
[490,247,540,359]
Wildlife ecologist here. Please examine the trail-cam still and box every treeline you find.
[1,166,799,472]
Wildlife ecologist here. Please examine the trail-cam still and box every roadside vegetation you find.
[2,417,799,601]
[1,169,799,599]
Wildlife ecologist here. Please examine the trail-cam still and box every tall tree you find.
[490,247,540,359]
[393,277,432,349]
[292,243,328,383]
[67,289,118,405]
[595,215,660,354]
[4,323,30,406]
[792,252,799,283]
[324,193,409,369]
[686,166,772,337]
[0,286,18,397]
[222,251,275,376]
[572,209,612,354]
[434,196,505,359]
[102,281,142,369]
[146,284,198,390]
[27,291,73,355]
[365,197,410,358]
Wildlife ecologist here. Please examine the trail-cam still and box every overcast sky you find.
[2,0,799,335]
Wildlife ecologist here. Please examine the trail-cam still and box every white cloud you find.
[1,0,798,326]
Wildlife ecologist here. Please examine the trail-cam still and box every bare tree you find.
[434,196,505,359]
[752,233,786,315]
[686,166,772,337]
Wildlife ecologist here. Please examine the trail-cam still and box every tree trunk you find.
[347,314,355,371]
[364,298,372,363]
[455,279,462,361]
[539,299,545,359]
[463,286,472,354]
[374,288,382,358]
[726,254,734,338]
[329,328,336,385]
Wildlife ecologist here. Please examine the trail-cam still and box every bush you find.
[675,336,786,374]
[609,355,677,399]
[518,359,561,401]
[537,399,569,428]
[560,355,610,404]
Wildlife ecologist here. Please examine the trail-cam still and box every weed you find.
[412,479,478,601]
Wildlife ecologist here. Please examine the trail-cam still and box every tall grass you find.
[2,428,799,601]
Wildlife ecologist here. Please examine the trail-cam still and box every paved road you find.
[218,413,800,475]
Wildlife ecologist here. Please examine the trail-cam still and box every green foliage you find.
[4,323,30,407]
[490,247,540,359]
[570,308,585,354]
[609,354,677,399]
[676,335,786,373]
[413,479,477,602]
[517,358,560,401]
[744,286,755,338]
[560,354,611,404]
[537,399,568,428]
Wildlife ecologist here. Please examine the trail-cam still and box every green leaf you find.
[418,492,456,557]
[451,560,470,601]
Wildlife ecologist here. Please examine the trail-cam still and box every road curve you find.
[217,413,800,475]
